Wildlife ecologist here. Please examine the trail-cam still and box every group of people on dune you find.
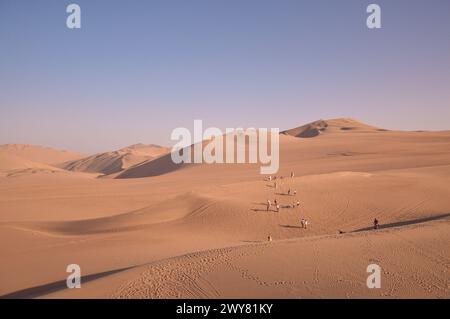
[266,198,300,212]
[265,172,380,242]
[265,172,309,242]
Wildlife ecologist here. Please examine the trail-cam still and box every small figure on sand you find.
[296,200,300,207]
[266,199,271,211]
[300,218,309,229]
[276,204,280,212]
[373,218,379,230]
[287,188,291,196]
[293,190,297,196]
[268,235,272,242]
[291,171,295,178]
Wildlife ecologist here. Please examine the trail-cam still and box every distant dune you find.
[0,144,83,165]
[0,144,84,174]
[116,118,443,179]
[59,144,170,175]
[281,118,382,138]
[0,152,57,171]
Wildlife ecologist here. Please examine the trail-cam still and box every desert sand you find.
[0,118,449,299]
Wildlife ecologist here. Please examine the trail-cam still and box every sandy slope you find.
[0,153,55,171]
[0,144,85,176]
[0,119,449,299]
[88,219,450,299]
[59,144,170,175]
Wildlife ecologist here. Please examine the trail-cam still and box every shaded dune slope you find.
[59,144,170,175]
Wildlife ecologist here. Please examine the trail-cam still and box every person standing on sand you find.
[374,218,379,230]
[291,171,294,178]
[296,200,300,207]
[276,204,280,212]
[268,235,272,242]
[300,218,305,228]
[267,199,271,211]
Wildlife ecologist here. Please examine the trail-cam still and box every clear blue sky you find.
[1,0,449,153]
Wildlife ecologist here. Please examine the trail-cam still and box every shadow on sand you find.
[241,240,263,243]
[275,193,295,196]
[280,224,303,229]
[0,266,135,299]
[251,208,278,212]
[351,213,450,233]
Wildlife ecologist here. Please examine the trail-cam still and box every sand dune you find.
[0,144,84,176]
[116,151,183,178]
[0,152,75,179]
[59,144,170,175]
[0,144,83,165]
[0,153,54,171]
[5,192,213,235]
[1,119,450,299]
[282,118,382,138]
[103,219,450,299]
[10,216,450,299]
[117,119,450,179]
